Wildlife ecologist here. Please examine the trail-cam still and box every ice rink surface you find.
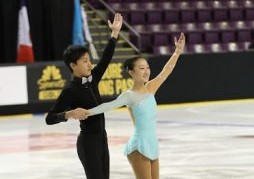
[0,99,254,179]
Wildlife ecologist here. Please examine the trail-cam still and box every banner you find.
[0,66,28,106]
[26,60,132,103]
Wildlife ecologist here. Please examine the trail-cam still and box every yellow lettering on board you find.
[115,78,133,94]
[102,63,123,79]
[39,90,62,100]
[99,80,114,95]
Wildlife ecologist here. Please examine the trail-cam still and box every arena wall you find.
[1,51,254,115]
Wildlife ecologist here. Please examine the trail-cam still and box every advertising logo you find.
[37,66,66,100]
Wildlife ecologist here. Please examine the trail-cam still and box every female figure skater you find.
[87,32,185,179]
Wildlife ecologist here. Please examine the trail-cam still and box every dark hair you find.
[123,56,146,72]
[63,45,89,72]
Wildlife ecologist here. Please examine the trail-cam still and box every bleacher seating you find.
[103,0,254,54]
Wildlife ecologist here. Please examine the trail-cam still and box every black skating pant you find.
[77,131,109,179]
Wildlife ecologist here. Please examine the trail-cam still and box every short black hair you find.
[63,44,89,72]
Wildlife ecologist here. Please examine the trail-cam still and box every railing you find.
[82,5,106,60]
[84,0,141,53]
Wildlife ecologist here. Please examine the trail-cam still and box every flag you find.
[72,0,98,59]
[72,0,85,45]
[17,0,34,63]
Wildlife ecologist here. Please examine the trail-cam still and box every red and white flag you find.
[17,0,34,63]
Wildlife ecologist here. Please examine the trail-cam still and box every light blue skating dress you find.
[89,90,159,160]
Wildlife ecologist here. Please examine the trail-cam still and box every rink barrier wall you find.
[0,51,254,115]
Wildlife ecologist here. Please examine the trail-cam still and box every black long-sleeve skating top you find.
[45,37,117,134]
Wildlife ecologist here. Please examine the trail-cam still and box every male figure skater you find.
[45,13,123,179]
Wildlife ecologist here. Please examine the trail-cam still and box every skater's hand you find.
[65,108,90,120]
[174,32,185,54]
[108,13,123,38]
